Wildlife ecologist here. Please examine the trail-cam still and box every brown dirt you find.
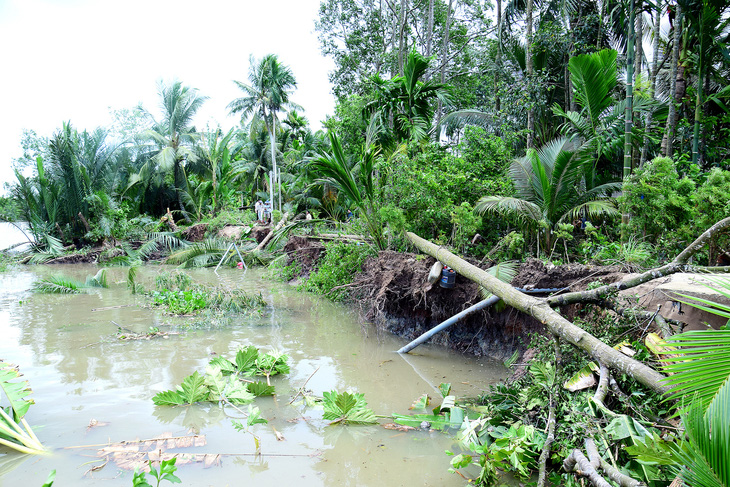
[249,226,271,244]
[217,225,249,240]
[282,237,634,360]
[181,223,208,242]
[512,258,625,291]
[282,236,325,279]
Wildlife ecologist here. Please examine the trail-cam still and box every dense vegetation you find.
[2,1,730,486]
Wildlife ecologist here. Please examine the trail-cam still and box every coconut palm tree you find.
[132,80,208,219]
[189,127,245,216]
[228,54,299,211]
[475,137,621,253]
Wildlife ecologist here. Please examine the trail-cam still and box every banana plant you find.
[0,360,46,454]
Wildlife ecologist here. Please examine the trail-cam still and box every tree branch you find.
[547,216,730,307]
[406,232,670,394]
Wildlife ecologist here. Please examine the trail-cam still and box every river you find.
[0,260,508,486]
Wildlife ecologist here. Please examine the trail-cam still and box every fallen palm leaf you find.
[645,332,677,357]
[94,433,209,472]
[410,393,430,409]
[0,360,46,454]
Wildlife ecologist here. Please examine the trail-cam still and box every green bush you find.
[302,242,375,301]
[383,134,512,243]
[620,157,696,255]
[621,158,730,263]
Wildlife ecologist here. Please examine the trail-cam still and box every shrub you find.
[302,242,375,301]
[620,157,696,255]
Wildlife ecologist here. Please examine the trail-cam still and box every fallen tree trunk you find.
[255,213,290,251]
[406,232,670,395]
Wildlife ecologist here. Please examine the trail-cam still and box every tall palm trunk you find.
[525,0,535,149]
[641,0,662,167]
[425,0,434,59]
[623,0,636,231]
[437,0,454,126]
[691,5,705,166]
[268,124,278,211]
[662,3,682,157]
[397,0,408,75]
[495,0,502,112]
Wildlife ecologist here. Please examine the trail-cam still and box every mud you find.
[512,258,625,291]
[282,236,325,279]
[249,225,271,244]
[181,223,208,242]
[280,237,628,360]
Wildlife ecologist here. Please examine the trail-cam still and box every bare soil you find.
[282,237,630,360]
[181,223,208,242]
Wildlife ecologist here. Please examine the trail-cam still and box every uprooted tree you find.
[406,216,730,486]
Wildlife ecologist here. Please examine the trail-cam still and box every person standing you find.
[264,200,272,224]
[255,200,264,223]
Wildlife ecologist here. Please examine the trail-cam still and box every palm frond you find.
[165,238,236,267]
[475,196,543,225]
[33,276,86,294]
[672,388,730,487]
[674,277,730,320]
[85,268,109,288]
[479,261,521,299]
[660,330,730,414]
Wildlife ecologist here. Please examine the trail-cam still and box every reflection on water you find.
[0,265,508,486]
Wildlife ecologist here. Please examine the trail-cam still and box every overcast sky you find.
[0,0,335,190]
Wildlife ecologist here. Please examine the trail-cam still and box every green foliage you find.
[0,360,45,454]
[152,289,208,314]
[149,271,265,314]
[85,268,109,288]
[32,276,86,294]
[383,135,512,244]
[41,470,56,487]
[620,157,696,254]
[379,204,407,249]
[450,202,482,253]
[365,49,451,144]
[660,329,730,415]
[165,238,256,269]
[476,137,620,254]
[593,236,655,270]
[85,191,131,241]
[152,371,210,406]
[132,458,181,487]
[269,255,302,281]
[309,131,386,249]
[322,390,377,425]
[302,241,374,301]
[152,346,288,407]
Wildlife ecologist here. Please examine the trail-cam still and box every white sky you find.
[0,0,335,190]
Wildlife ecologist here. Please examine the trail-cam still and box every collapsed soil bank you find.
[283,236,628,360]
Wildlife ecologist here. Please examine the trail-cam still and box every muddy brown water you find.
[0,264,509,486]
